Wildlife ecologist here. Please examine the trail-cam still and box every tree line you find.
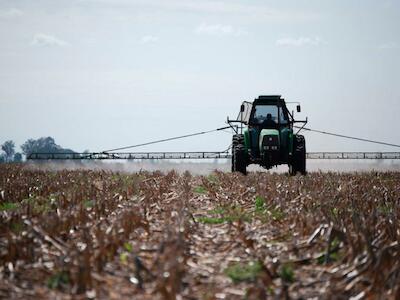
[0,137,75,163]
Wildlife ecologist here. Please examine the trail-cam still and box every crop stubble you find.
[0,165,399,299]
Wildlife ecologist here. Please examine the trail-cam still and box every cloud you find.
[379,42,399,50]
[195,23,247,36]
[0,8,23,18]
[139,35,159,44]
[276,36,322,47]
[31,34,69,47]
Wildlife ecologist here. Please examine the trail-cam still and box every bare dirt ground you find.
[1,164,399,299]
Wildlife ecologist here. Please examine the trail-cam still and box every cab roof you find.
[254,95,285,105]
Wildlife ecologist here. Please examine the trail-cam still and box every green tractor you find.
[228,95,308,175]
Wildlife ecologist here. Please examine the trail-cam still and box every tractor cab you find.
[237,96,295,128]
[229,95,307,175]
[249,97,290,129]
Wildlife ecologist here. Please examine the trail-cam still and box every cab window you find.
[251,105,278,124]
[279,107,289,124]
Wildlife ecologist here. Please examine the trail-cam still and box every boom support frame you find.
[27,152,400,160]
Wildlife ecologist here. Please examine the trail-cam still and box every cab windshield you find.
[251,105,288,125]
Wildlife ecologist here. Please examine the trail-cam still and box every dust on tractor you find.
[228,95,308,175]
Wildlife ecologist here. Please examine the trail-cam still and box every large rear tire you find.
[232,134,247,175]
[233,144,247,175]
[289,135,306,175]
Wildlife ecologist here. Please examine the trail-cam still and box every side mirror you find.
[296,105,301,113]
[240,104,245,112]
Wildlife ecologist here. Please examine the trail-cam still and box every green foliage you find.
[120,252,129,264]
[225,213,251,223]
[331,237,340,249]
[124,242,133,253]
[317,251,340,264]
[0,202,18,211]
[317,237,341,264]
[255,196,265,212]
[194,186,207,194]
[254,196,285,222]
[267,233,291,243]
[22,196,54,214]
[47,271,69,289]
[201,292,216,300]
[378,204,394,215]
[224,261,262,283]
[331,207,339,218]
[83,200,95,208]
[279,264,295,283]
[266,286,275,295]
[197,205,251,224]
[207,174,219,184]
[268,206,285,221]
[209,207,226,215]
[10,222,23,233]
[197,216,226,224]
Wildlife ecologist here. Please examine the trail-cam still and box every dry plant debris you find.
[0,165,399,299]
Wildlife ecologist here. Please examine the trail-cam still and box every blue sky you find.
[0,0,399,153]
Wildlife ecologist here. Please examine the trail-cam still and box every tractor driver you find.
[262,113,276,127]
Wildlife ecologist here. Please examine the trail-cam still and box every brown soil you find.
[1,165,399,299]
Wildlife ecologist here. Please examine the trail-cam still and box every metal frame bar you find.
[306,152,400,159]
[27,152,400,160]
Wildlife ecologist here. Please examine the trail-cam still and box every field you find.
[1,165,399,299]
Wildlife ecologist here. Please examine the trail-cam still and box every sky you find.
[0,0,399,154]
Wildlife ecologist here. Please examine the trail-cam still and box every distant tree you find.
[21,137,55,156]
[13,152,23,162]
[21,137,75,158]
[20,139,35,157]
[0,155,5,163]
[1,140,15,162]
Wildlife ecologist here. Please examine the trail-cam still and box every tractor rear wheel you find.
[289,135,306,175]
[233,144,247,175]
[232,134,247,175]
[232,134,244,147]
